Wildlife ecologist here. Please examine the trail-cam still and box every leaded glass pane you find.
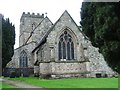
[63,42,66,59]
[64,35,67,41]
[69,38,72,42]
[23,57,25,67]
[67,42,70,60]
[58,42,61,60]
[20,56,23,67]
[25,57,28,67]
[71,42,74,59]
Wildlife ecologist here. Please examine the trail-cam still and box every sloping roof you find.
[32,24,52,53]
[24,19,44,45]
[32,10,88,53]
[25,16,53,45]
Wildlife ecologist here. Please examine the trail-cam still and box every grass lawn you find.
[8,77,118,88]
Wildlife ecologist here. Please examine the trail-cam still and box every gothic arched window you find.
[58,30,74,60]
[20,50,28,68]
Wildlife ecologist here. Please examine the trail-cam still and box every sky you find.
[0,0,83,49]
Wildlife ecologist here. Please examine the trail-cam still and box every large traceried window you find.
[58,30,74,60]
[20,50,28,68]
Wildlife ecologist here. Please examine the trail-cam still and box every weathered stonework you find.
[7,42,36,68]
[6,10,116,78]
[19,12,44,46]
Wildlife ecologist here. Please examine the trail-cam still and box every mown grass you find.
[8,77,118,88]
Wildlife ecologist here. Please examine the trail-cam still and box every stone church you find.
[6,10,115,78]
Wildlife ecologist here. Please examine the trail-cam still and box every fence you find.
[3,67,34,77]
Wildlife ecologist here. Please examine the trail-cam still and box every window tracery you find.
[58,30,74,60]
[20,50,28,67]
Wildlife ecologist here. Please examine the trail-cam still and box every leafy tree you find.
[80,2,120,73]
[0,15,2,75]
[2,17,15,72]
[80,2,96,45]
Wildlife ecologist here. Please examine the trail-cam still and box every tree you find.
[2,17,15,72]
[80,2,120,73]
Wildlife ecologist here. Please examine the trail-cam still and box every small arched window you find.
[58,30,74,60]
[20,50,28,68]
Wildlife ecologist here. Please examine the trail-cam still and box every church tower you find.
[19,12,44,46]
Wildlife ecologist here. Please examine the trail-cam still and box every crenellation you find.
[42,13,44,17]
[27,12,30,14]
[23,12,25,14]
[32,12,35,15]
[21,12,44,18]
[37,13,40,15]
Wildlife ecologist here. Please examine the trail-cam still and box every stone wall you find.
[84,45,115,77]
[32,17,53,44]
[37,43,50,62]
[19,12,44,46]
[6,42,36,68]
[47,11,86,63]
[39,63,51,75]
[34,66,39,76]
[51,62,87,74]
[38,61,88,78]
[44,11,115,77]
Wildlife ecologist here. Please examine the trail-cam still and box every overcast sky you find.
[0,0,83,49]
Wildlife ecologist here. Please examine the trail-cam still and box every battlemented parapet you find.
[20,12,44,21]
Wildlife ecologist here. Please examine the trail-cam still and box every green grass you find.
[8,77,118,88]
[2,82,14,88]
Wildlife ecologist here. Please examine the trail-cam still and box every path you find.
[2,78,49,90]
